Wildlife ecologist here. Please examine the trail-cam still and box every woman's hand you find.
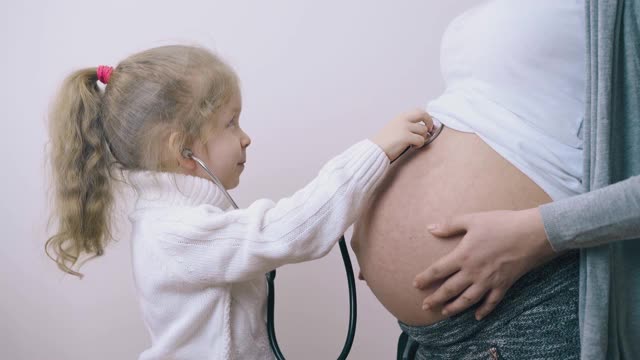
[371,109,434,162]
[413,208,558,320]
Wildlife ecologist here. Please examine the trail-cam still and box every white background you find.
[1,1,480,359]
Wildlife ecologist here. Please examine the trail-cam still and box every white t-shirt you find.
[428,0,586,200]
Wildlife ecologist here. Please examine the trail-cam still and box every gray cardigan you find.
[539,0,640,359]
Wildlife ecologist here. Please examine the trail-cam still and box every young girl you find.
[46,45,432,359]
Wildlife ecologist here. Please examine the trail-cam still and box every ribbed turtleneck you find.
[125,170,232,209]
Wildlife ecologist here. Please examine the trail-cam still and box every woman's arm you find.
[541,175,640,251]
[413,175,640,319]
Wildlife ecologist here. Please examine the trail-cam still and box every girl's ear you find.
[169,131,197,171]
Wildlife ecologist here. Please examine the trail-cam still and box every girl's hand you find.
[372,109,433,162]
[413,208,558,320]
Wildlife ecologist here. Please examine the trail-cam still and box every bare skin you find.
[351,126,552,326]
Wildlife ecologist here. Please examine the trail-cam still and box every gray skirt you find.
[399,251,580,360]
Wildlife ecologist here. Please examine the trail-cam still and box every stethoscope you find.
[181,121,444,360]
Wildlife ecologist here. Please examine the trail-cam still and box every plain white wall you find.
[1,0,481,359]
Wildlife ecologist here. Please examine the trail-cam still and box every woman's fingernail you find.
[427,224,438,231]
[413,280,419,288]
[423,303,430,311]
[476,313,483,321]
[442,309,449,316]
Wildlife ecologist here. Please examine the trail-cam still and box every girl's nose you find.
[241,131,251,148]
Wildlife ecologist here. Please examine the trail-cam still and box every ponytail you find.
[46,68,115,278]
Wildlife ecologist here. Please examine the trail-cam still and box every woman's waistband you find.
[398,250,579,347]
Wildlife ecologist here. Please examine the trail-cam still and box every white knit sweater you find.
[125,140,389,360]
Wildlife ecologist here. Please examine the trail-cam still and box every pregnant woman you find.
[352,0,586,358]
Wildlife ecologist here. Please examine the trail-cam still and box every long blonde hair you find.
[46,45,239,277]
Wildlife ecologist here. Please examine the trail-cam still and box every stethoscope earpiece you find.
[181,148,194,159]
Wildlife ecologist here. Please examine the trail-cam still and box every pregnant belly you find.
[351,126,552,326]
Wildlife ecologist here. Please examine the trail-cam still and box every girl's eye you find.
[227,118,237,128]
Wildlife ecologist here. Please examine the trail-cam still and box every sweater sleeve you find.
[156,139,389,285]
[539,175,640,252]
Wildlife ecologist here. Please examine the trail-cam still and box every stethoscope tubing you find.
[182,121,445,360]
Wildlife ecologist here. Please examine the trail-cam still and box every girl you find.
[46,45,433,359]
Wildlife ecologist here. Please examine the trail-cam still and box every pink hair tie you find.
[97,65,114,84]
